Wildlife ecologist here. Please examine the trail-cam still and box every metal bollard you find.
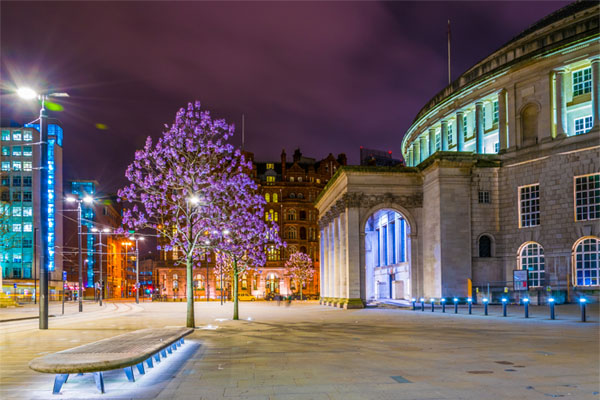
[502,298,508,317]
[412,298,416,311]
[441,298,446,313]
[523,298,529,318]
[548,297,555,320]
[431,298,435,312]
[453,297,458,314]
[420,298,425,312]
[580,298,587,322]
[468,298,472,314]
[483,298,489,315]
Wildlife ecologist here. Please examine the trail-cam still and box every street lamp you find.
[129,235,145,304]
[66,195,93,312]
[91,227,111,306]
[17,87,69,329]
[121,241,133,298]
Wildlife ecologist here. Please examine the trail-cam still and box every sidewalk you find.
[0,300,104,322]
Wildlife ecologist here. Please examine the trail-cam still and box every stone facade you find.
[316,2,600,308]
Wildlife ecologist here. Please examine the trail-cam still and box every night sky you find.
[1,1,571,194]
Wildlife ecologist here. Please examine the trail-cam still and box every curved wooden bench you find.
[29,327,194,394]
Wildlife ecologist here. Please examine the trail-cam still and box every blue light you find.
[467,298,472,303]
[430,298,435,303]
[549,298,555,303]
[483,298,489,303]
[523,298,530,303]
[419,298,425,302]
[441,298,446,302]
[579,298,587,303]
[411,298,416,302]
[453,297,458,302]
[502,298,507,303]
[47,138,56,271]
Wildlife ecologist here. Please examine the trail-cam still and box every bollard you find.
[580,298,587,322]
[483,298,489,315]
[549,297,555,320]
[431,298,435,312]
[441,298,446,313]
[453,297,458,314]
[420,298,425,312]
[502,298,508,317]
[412,298,416,311]
[467,297,472,315]
[523,298,529,318]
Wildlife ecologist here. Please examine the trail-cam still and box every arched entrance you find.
[265,273,280,294]
[364,208,411,301]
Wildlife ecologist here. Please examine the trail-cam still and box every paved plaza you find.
[0,301,598,400]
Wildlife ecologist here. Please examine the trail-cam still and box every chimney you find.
[281,149,287,180]
[337,153,347,166]
[293,148,302,163]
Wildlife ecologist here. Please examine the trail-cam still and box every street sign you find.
[513,269,528,291]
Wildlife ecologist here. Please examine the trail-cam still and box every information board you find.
[513,269,529,291]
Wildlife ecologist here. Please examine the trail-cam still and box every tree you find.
[118,101,256,328]
[285,251,314,300]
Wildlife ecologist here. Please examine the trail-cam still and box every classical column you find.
[456,111,464,151]
[333,217,341,301]
[320,226,326,301]
[419,135,427,161]
[475,102,484,153]
[328,222,335,302]
[338,213,348,306]
[441,120,448,151]
[592,59,600,128]
[428,128,436,155]
[498,89,508,151]
[507,86,517,150]
[345,207,362,308]
[555,69,567,137]
[408,148,413,167]
[414,141,421,165]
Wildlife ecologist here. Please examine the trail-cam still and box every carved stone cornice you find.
[318,192,423,228]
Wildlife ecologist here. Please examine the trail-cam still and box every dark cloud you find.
[0,1,570,193]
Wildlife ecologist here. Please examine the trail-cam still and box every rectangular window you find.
[1,130,10,141]
[494,142,499,153]
[478,191,491,204]
[23,191,32,202]
[390,221,396,264]
[23,206,33,216]
[266,163,274,169]
[519,184,540,228]
[12,192,21,201]
[23,238,33,248]
[23,176,32,187]
[574,116,593,136]
[12,161,21,171]
[435,133,441,151]
[23,161,32,171]
[23,146,32,156]
[1,177,9,187]
[448,125,453,146]
[376,228,380,267]
[12,223,22,232]
[1,146,9,156]
[12,206,22,216]
[1,161,10,171]
[12,176,21,187]
[12,146,21,156]
[493,101,499,124]
[266,176,275,183]
[12,131,21,141]
[463,115,468,139]
[575,174,600,221]
[23,223,32,232]
[23,131,33,141]
[573,67,592,97]
[383,225,388,266]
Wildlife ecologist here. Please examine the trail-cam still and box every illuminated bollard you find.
[580,298,587,322]
[412,298,416,311]
[420,298,425,312]
[441,298,446,313]
[523,298,529,318]
[483,298,489,315]
[548,297,555,320]
[502,298,508,317]
[453,297,458,314]
[467,297,472,315]
[430,298,435,312]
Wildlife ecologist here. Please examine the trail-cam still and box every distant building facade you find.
[0,124,64,299]
[359,147,403,167]
[317,2,600,308]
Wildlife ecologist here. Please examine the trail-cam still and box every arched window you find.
[300,246,307,253]
[479,235,492,257]
[300,227,307,240]
[299,210,306,220]
[241,274,248,290]
[574,237,599,286]
[286,227,297,240]
[287,209,296,221]
[273,193,278,203]
[267,246,279,261]
[289,193,296,199]
[297,193,304,199]
[274,212,279,222]
[195,274,204,289]
[265,193,270,203]
[521,104,538,146]
[519,242,544,287]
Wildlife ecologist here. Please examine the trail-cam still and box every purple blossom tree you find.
[118,101,278,327]
[285,251,314,300]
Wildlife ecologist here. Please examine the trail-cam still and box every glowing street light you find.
[91,227,112,306]
[17,87,37,100]
[129,235,145,304]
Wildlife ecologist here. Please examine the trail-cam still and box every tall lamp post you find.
[91,227,111,306]
[128,236,144,304]
[17,87,68,329]
[66,195,93,312]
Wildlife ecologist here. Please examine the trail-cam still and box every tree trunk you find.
[233,257,239,320]
[300,282,303,301]
[186,255,195,328]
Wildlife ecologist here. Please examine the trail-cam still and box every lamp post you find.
[17,87,68,329]
[121,241,132,298]
[129,235,144,304]
[66,195,93,312]
[92,227,111,306]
